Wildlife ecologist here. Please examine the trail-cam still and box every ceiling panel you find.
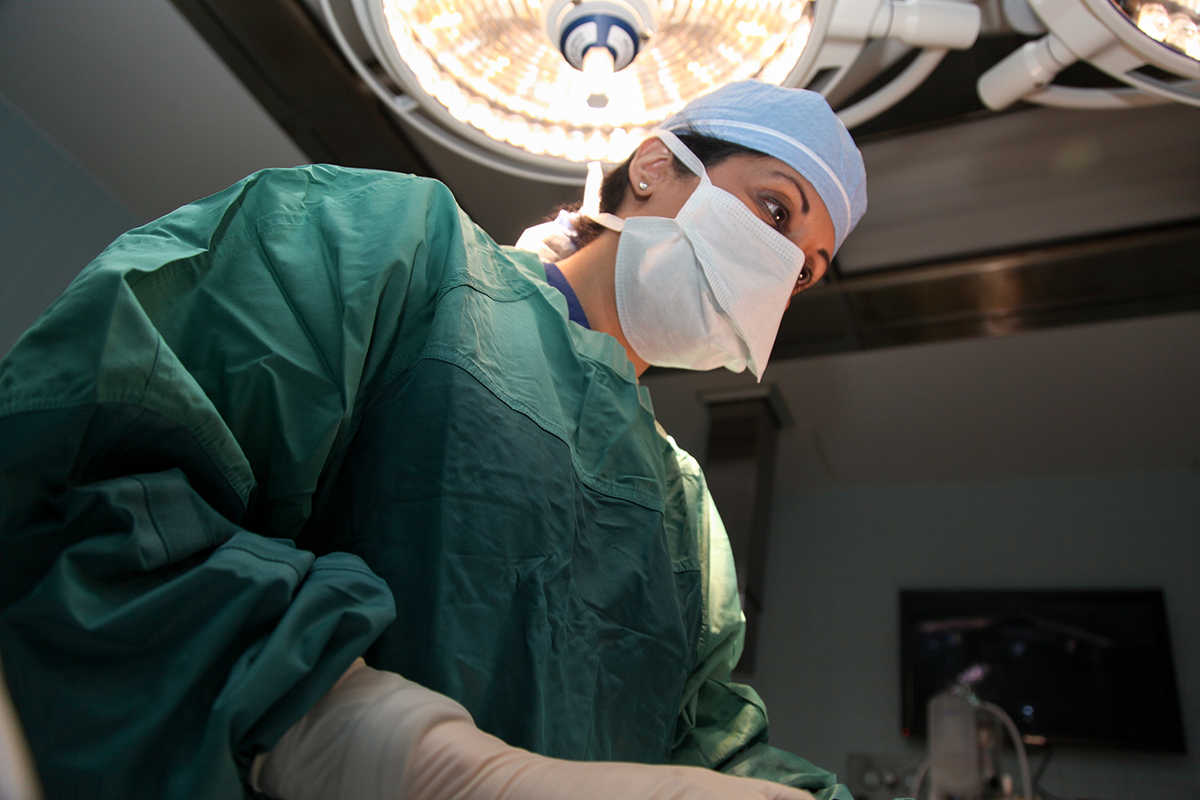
[838,102,1200,273]
[0,0,308,221]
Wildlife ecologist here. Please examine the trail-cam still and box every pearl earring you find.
[638,181,649,191]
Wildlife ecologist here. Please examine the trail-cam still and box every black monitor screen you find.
[900,589,1186,753]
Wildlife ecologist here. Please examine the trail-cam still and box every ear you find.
[627,137,675,196]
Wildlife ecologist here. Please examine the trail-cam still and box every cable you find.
[836,47,948,128]
[1023,84,1168,109]
[1030,742,1053,787]
[1036,783,1071,800]
[909,758,931,800]
[979,701,1032,800]
[1028,742,1078,800]
[1117,73,1200,109]
[1026,745,1072,800]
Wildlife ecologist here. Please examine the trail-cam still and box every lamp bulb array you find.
[1128,0,1200,59]
[369,0,815,164]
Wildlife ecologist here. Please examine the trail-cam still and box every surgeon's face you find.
[707,154,835,299]
[625,141,836,301]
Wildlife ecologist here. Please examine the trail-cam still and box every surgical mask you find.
[594,130,805,380]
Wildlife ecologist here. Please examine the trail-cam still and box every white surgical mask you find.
[592,130,805,379]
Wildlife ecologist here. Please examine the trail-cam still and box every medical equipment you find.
[315,0,979,182]
[927,687,984,799]
[913,685,1032,800]
[899,590,1188,753]
[978,0,1200,109]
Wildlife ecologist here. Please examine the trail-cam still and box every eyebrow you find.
[771,170,809,215]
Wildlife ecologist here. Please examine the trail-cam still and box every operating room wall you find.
[642,311,1200,799]
[750,470,1200,799]
[0,92,143,358]
[0,0,310,358]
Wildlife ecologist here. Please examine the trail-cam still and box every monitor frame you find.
[899,588,1187,753]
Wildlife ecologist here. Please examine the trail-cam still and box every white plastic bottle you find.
[928,686,983,800]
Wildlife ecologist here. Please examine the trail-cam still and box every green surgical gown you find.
[0,165,850,800]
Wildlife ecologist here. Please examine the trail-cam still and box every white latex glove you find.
[251,659,815,800]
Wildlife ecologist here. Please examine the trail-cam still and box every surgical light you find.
[977,0,1200,109]
[1125,0,1200,59]
[319,0,979,182]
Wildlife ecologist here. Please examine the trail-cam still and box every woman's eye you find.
[764,198,788,230]
[794,265,812,292]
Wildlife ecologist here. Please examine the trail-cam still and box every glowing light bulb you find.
[373,0,817,162]
[428,11,462,28]
[466,100,491,129]
[546,126,570,156]
[581,47,616,109]
[585,130,608,160]
[504,115,531,147]
[565,130,588,162]
[606,127,638,162]
[527,127,548,154]
[608,126,630,155]
[482,111,506,141]
[1136,3,1173,40]
[1166,14,1200,58]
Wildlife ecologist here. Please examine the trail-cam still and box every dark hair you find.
[566,130,768,248]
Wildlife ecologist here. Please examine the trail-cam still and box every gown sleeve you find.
[664,437,853,800]
[0,165,472,799]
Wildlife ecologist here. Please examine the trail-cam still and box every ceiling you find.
[0,0,1197,484]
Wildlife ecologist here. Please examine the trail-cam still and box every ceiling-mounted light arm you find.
[837,46,949,126]
[979,30,1089,109]
[813,0,979,126]
[1085,0,1200,106]
[868,0,982,48]
[318,0,978,179]
[977,30,1167,108]
[977,0,1200,109]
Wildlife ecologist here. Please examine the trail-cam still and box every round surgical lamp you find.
[318,0,980,182]
[978,0,1200,109]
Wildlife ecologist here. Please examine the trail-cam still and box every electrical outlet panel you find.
[846,752,925,800]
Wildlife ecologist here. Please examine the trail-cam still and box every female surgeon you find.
[0,80,866,800]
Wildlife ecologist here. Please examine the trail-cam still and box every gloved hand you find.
[251,659,816,800]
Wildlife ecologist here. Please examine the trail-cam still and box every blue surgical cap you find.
[661,80,868,254]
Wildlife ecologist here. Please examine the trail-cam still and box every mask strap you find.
[649,129,706,178]
[580,129,703,232]
[581,161,625,232]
